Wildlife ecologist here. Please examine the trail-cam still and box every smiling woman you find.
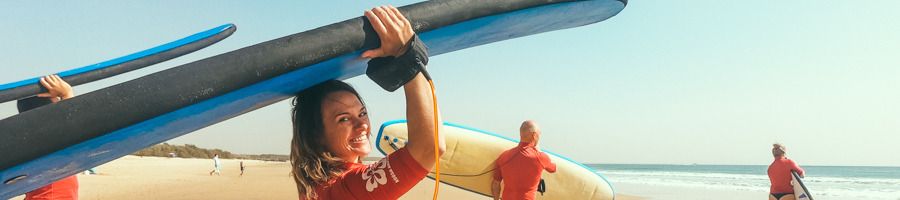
[289,80,370,197]
[320,88,372,162]
[287,5,444,200]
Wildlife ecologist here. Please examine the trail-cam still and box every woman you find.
[289,5,445,199]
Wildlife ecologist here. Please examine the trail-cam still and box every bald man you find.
[768,143,805,200]
[491,120,557,200]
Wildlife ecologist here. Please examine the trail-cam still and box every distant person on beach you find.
[768,143,805,200]
[491,120,557,200]
[209,154,221,176]
[18,75,79,200]
[83,168,97,175]
[288,5,444,199]
[240,161,245,176]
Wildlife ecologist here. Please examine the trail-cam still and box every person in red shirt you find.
[767,143,805,200]
[491,120,557,200]
[287,5,444,200]
[17,75,79,200]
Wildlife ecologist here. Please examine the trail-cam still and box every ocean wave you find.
[599,169,900,199]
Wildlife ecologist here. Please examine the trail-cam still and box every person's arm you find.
[37,74,74,102]
[491,179,502,200]
[363,5,445,170]
[790,159,805,177]
[539,152,558,173]
[402,73,444,170]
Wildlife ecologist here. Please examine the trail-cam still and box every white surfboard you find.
[375,120,615,200]
[791,171,813,200]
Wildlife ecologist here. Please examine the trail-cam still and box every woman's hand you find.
[362,5,415,58]
[37,75,74,102]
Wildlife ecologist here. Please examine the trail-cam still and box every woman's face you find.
[320,91,371,162]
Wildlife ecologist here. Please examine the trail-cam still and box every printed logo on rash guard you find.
[362,158,400,192]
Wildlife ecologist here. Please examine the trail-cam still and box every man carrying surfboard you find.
[491,120,557,200]
[17,75,78,200]
[768,143,806,200]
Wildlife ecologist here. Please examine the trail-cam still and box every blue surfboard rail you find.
[0,24,236,103]
[0,0,625,197]
[375,120,617,198]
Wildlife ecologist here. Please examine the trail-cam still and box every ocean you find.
[588,164,900,200]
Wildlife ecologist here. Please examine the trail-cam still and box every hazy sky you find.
[1,0,898,166]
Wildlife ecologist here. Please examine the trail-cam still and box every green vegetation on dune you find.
[132,143,288,161]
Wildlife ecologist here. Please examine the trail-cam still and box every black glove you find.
[366,34,429,92]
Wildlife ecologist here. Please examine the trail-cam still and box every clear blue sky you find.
[1,1,898,166]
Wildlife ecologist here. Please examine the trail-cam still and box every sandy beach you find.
[12,156,642,200]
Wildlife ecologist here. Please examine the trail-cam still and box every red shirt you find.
[767,157,805,194]
[25,175,78,200]
[313,148,428,200]
[493,142,557,200]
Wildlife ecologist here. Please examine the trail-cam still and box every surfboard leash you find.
[416,65,441,200]
[427,73,441,200]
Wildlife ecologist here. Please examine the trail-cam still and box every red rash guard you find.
[494,142,557,200]
[767,157,805,194]
[25,175,78,200]
[312,148,427,200]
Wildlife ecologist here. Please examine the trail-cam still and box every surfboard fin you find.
[538,179,546,195]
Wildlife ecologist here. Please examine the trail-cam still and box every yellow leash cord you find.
[428,79,440,200]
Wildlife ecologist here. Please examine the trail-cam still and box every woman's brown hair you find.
[290,80,365,199]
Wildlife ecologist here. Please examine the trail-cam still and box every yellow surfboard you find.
[375,120,615,200]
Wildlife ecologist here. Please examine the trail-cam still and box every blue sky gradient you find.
[1,0,898,166]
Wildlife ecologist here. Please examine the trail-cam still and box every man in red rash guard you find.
[17,75,79,200]
[491,120,557,200]
[767,143,805,200]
